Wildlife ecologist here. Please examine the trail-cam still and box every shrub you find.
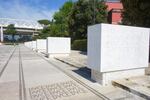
[72,39,87,51]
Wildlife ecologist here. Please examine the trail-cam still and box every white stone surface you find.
[32,41,36,50]
[88,23,149,72]
[47,37,71,57]
[36,39,46,53]
[24,42,28,47]
[24,41,32,48]
[88,23,150,85]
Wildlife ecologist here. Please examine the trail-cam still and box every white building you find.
[0,18,43,42]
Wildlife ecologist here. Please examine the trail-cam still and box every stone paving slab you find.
[56,51,150,100]
[0,45,15,73]
[113,76,150,100]
[50,58,146,100]
[0,81,19,100]
[20,46,104,100]
[55,50,87,68]
[51,50,147,100]
[0,46,19,100]
[0,45,148,100]
[0,47,19,82]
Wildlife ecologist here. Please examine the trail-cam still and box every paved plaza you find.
[0,45,147,100]
[0,45,104,100]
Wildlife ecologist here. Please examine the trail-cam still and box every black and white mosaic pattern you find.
[29,81,87,100]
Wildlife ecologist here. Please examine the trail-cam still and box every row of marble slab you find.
[24,37,71,57]
[24,23,150,86]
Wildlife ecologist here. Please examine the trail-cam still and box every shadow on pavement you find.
[79,51,87,55]
[72,67,96,82]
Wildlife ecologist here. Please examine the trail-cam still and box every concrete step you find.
[112,76,150,100]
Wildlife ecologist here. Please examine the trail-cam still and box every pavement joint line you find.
[28,88,34,100]
[112,81,150,100]
[0,46,17,78]
[55,58,83,68]
[25,46,110,100]
[19,45,27,100]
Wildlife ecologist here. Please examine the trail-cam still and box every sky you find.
[0,0,71,21]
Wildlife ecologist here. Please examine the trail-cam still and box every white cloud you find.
[0,0,57,21]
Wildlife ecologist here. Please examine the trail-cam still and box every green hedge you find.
[72,39,87,51]
[3,42,19,45]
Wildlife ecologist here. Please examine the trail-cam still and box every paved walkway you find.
[0,45,147,100]
[0,45,104,100]
[0,45,18,100]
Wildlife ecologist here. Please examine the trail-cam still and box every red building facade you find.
[105,0,123,24]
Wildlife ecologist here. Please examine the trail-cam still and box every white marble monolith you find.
[88,23,150,85]
[36,39,46,53]
[32,41,36,50]
[47,37,71,57]
[24,41,32,48]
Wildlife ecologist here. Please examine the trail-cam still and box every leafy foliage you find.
[4,24,17,41]
[34,1,73,40]
[121,0,150,27]
[4,24,17,35]
[53,1,73,37]
[35,0,108,51]
[38,19,51,25]
[72,39,87,51]
[68,0,107,41]
[34,26,53,39]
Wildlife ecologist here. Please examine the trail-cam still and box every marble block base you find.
[145,67,150,75]
[91,68,145,86]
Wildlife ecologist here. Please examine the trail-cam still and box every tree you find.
[34,1,73,40]
[121,0,150,27]
[38,19,51,25]
[68,0,107,41]
[53,1,73,37]
[34,25,51,39]
[34,19,52,40]
[4,24,17,42]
